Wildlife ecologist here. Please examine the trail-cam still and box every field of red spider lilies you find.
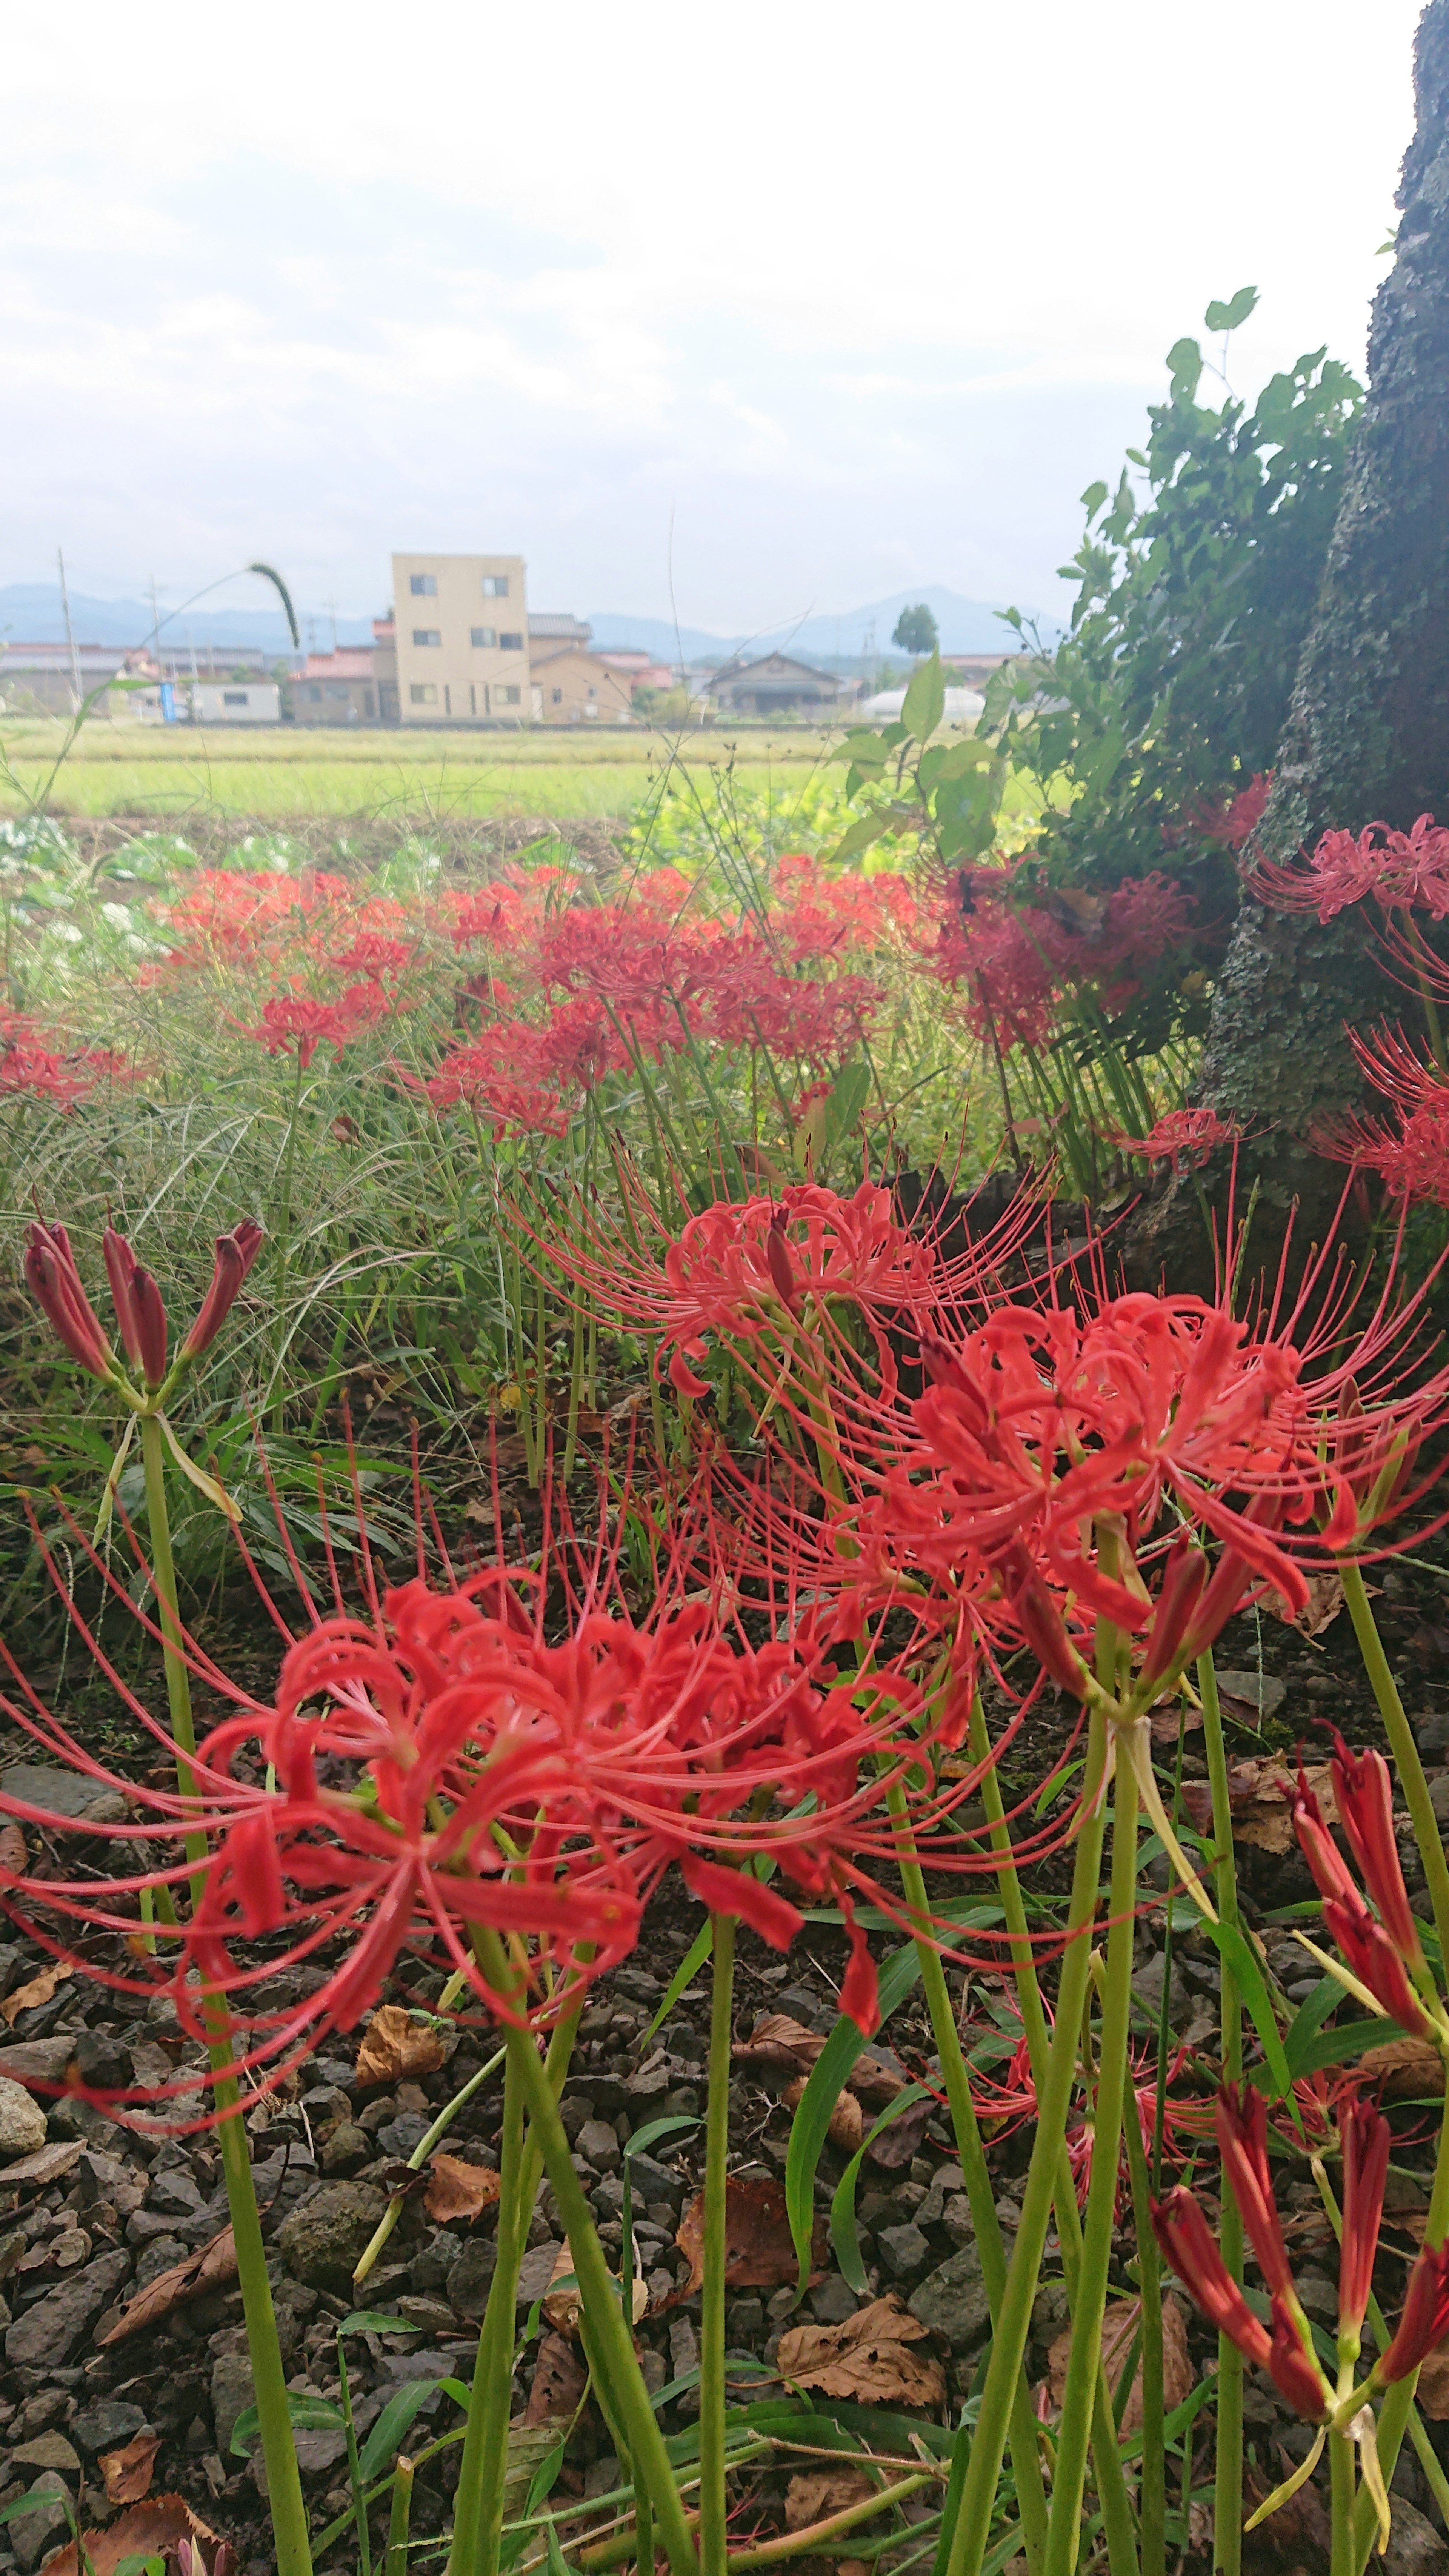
[3,788,1449,2576]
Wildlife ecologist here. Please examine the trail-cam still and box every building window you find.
[409,574,437,596]
[223,691,248,706]
[470,626,496,648]
[481,574,509,597]
[410,683,438,706]
[497,685,521,706]
[364,691,375,717]
[326,683,349,699]
[307,685,323,702]
[412,628,441,647]
[500,632,524,651]
[551,687,563,704]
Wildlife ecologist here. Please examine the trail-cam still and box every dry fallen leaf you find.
[542,2237,648,2334]
[355,2004,446,2088]
[675,2175,828,2298]
[523,2328,589,2425]
[1268,1569,1345,1639]
[1180,1758,1337,1855]
[734,2015,904,2105]
[1,1960,71,2027]
[1149,1697,1205,1747]
[424,2153,502,2225]
[98,2429,162,2505]
[1357,2037,1446,2102]
[43,2494,222,2576]
[1414,2333,1449,2421]
[0,1822,26,1878]
[784,2469,881,2531]
[777,2293,946,2409]
[783,2076,863,2155]
[1045,2295,1191,2436]
[98,2225,237,2344]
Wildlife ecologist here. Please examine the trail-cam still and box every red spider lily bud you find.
[1323,1895,1438,2039]
[1329,1732,1426,1973]
[1379,2239,1449,2382]
[1267,2296,1331,2421]
[1010,1565,1090,1698]
[766,1207,799,1308]
[1140,1539,1209,1688]
[1216,2084,1295,2301]
[1151,2187,1271,2367]
[24,1221,116,1380]
[182,1219,265,1361]
[1339,2096,1390,2335]
[129,1264,168,1387]
[102,1226,144,1368]
[837,1887,880,2036]
[1293,1769,1360,1910]
[678,1853,803,1950]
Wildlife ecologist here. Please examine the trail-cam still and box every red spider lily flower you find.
[0,1014,134,1108]
[1292,1769,1438,2036]
[765,1207,800,1309]
[1315,1026,1449,1211]
[1249,814,1449,924]
[676,1853,803,1949]
[1323,1894,1438,2040]
[1329,1732,1426,1975]
[250,982,388,1069]
[1108,1107,1240,1170]
[1152,2186,1272,2368]
[182,1221,265,1361]
[1216,2084,1297,2304]
[1172,770,1272,852]
[1339,2096,1390,2337]
[24,1220,118,1381]
[918,865,1196,1052]
[1378,2239,1449,2383]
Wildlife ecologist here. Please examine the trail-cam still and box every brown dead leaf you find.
[1180,1758,1337,1855]
[1243,2459,1330,2555]
[1358,2036,1446,2101]
[1045,2295,1191,2436]
[1149,1698,1204,1747]
[0,1822,26,1878]
[42,2494,221,2576]
[542,2237,648,2335]
[424,2154,502,2225]
[783,2076,863,2155]
[1268,1570,1345,1639]
[734,2015,904,2106]
[1,1959,71,2027]
[355,2003,446,2088]
[97,2225,237,2344]
[523,2328,589,2425]
[784,2469,880,2531]
[676,2175,828,2297]
[98,2429,162,2505]
[1414,2334,1449,2421]
[777,2293,946,2409]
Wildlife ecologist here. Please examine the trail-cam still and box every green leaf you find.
[358,2378,446,2481]
[784,1942,923,2291]
[1205,285,1258,335]
[1281,1978,1345,2078]
[625,2113,702,2159]
[901,649,946,745]
[829,2084,933,2292]
[822,1056,871,1158]
[830,729,891,769]
[231,2393,344,2457]
[335,2310,414,2337]
[1271,2015,1407,2087]
[1080,480,1109,520]
[546,2516,581,2576]
[1202,1918,1293,2103]
[640,1922,712,2047]
[0,2488,74,2528]
[828,810,898,864]
[1165,336,1203,400]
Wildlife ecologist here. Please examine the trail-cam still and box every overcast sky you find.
[1,0,1425,634]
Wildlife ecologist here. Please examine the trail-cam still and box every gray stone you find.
[1031,2281,1071,2343]
[941,2195,975,2250]
[320,2122,371,2174]
[0,2036,80,2090]
[516,2240,561,2307]
[808,2275,859,2325]
[8,2470,70,2572]
[1429,1774,1449,1825]
[409,2230,461,2293]
[134,2233,187,2289]
[1212,1671,1287,1720]
[211,2346,256,2455]
[446,2237,498,2320]
[398,2294,456,2335]
[276,2181,389,2291]
[577,2118,622,2175]
[1414,1707,1449,1758]
[914,2163,964,2231]
[5,2247,130,2368]
[73,2032,130,2092]
[625,2151,686,2211]
[11,2431,79,2474]
[1130,1950,1191,2030]
[877,2223,931,2281]
[147,2164,203,2216]
[1294,2267,1340,2324]
[376,2114,431,2159]
[72,2398,148,2453]
[908,2245,992,2350]
[0,1763,128,1826]
[1380,2497,1447,2576]
[0,2078,48,2162]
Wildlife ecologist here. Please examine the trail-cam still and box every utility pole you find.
[148,575,162,669]
[323,598,339,653]
[57,548,81,714]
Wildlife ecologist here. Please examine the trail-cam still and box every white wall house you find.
[189,682,281,724]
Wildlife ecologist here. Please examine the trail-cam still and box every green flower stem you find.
[1338,1559,1449,1973]
[386,2455,415,2576]
[138,1409,312,2576]
[938,1705,1111,2576]
[885,1778,1048,2575]
[1330,2421,1354,2576]
[353,2042,507,2291]
[701,1912,737,2576]
[965,1700,1141,2576]
[1044,1762,1138,2576]
[472,1928,700,2576]
[1198,1649,1244,2576]
[1119,2055,1164,2576]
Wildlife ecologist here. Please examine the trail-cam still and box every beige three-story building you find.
[388,552,529,724]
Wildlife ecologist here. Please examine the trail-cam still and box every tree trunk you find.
[1132,0,1449,1283]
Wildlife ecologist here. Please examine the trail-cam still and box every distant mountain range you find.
[0,580,1052,663]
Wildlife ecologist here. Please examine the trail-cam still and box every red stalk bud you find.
[129,1265,168,1387]
[1338,2096,1389,2335]
[1140,1538,1209,1688]
[1293,1770,1360,1910]
[182,1219,265,1360]
[23,1221,115,1380]
[1011,1569,1090,1698]
[1181,1543,1256,1663]
[1267,2297,1332,2421]
[1323,1897,1437,2039]
[1151,2187,1271,2366]
[102,1226,143,1367]
[1380,2240,1449,2382]
[1330,1732,1426,1973]
[765,1208,798,1307]
[1216,2084,1295,2302]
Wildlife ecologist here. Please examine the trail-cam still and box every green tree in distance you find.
[891,601,938,658]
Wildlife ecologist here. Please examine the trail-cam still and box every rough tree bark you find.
[1132,0,1449,1283]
